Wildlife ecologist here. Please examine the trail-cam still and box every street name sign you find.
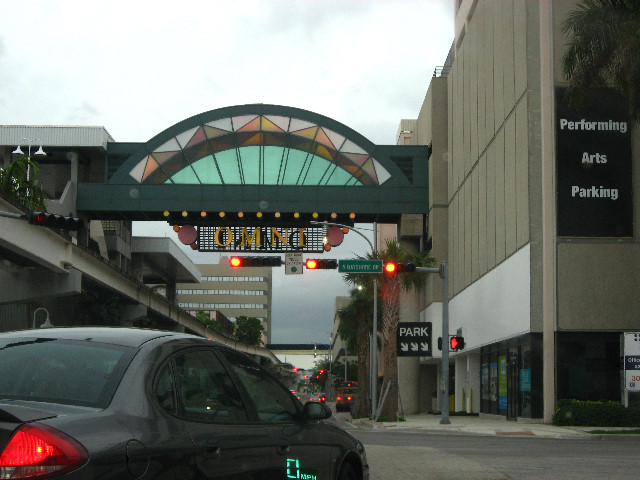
[624,332,640,392]
[396,322,432,357]
[338,259,383,273]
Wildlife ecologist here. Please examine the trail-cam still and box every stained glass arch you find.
[115,105,395,187]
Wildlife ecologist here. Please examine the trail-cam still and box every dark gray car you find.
[0,327,368,480]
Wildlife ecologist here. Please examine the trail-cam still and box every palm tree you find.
[343,239,435,420]
[562,0,640,122]
[337,286,376,417]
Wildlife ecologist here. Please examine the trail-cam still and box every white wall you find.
[424,243,531,356]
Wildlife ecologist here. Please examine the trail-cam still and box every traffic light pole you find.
[416,263,450,425]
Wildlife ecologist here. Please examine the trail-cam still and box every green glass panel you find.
[282,149,307,185]
[239,146,260,185]
[215,149,242,184]
[263,146,285,184]
[301,156,332,185]
[170,165,200,184]
[325,166,361,186]
[191,155,222,184]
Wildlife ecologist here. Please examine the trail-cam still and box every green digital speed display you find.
[286,458,318,480]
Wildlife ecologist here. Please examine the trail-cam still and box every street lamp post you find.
[12,138,46,197]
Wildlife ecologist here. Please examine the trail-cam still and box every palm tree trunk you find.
[379,277,401,420]
[354,318,369,417]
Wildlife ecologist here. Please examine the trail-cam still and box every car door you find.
[217,349,338,480]
[170,348,275,479]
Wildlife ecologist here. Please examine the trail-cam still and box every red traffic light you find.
[384,262,416,273]
[229,256,282,267]
[25,210,84,231]
[449,335,465,350]
[305,259,338,269]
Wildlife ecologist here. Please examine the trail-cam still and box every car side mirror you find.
[303,401,332,420]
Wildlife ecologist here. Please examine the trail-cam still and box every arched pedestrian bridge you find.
[78,104,430,227]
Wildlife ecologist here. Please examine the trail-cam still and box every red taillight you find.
[336,396,342,401]
[347,396,352,401]
[0,423,88,478]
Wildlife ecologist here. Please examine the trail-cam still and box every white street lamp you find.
[12,138,46,192]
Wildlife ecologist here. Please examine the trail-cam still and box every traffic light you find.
[229,256,282,267]
[449,335,465,351]
[305,258,338,269]
[383,262,416,273]
[26,210,84,231]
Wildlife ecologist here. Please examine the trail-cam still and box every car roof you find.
[0,327,204,348]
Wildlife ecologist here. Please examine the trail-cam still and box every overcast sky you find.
[0,0,454,345]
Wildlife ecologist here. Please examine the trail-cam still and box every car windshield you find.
[0,337,136,408]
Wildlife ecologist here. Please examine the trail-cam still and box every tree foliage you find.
[562,0,640,122]
[233,316,264,346]
[0,155,47,210]
[195,310,223,334]
[343,239,435,420]
[337,286,378,416]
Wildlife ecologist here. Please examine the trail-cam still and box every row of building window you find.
[201,276,267,282]
[177,289,266,296]
[179,303,267,309]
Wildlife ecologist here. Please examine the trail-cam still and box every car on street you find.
[0,327,368,480]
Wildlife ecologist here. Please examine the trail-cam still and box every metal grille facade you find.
[197,225,326,253]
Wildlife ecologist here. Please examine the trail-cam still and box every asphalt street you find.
[327,408,640,480]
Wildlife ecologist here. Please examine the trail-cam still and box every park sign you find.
[396,322,432,357]
[338,259,383,273]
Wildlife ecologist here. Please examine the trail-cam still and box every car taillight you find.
[0,423,88,479]
[347,396,352,401]
[336,396,342,401]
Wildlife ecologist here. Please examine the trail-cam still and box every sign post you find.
[624,333,640,406]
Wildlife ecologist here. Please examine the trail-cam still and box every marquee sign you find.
[555,87,633,237]
[197,225,327,252]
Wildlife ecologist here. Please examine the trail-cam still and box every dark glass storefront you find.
[480,333,543,418]
[480,332,623,418]
[556,332,621,401]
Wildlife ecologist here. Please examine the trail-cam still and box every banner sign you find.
[555,87,633,236]
[197,225,326,252]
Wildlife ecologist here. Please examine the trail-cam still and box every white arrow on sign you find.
[420,342,429,351]
[400,343,408,352]
[410,343,418,351]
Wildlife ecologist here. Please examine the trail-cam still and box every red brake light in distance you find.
[347,396,352,401]
[336,396,342,401]
[0,423,88,478]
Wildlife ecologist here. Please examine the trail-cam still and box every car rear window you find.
[0,337,136,408]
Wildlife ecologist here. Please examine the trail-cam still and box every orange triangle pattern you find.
[237,117,261,132]
[142,156,160,181]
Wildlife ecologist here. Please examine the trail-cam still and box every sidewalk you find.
[343,413,602,438]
